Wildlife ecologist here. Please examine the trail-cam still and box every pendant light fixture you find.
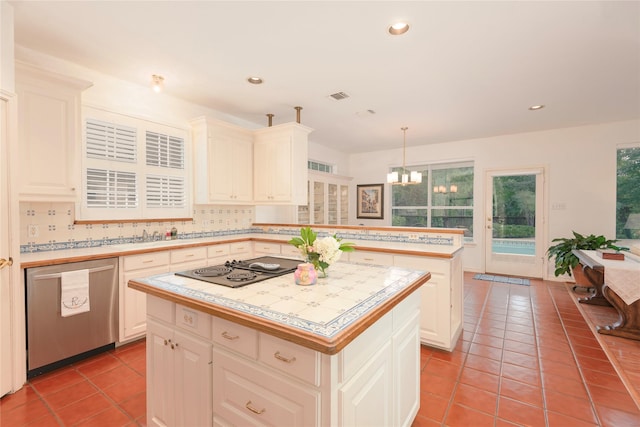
[387,127,422,185]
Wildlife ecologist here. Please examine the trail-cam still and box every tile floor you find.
[1,272,639,426]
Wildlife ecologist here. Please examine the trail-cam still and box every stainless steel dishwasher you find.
[25,257,118,378]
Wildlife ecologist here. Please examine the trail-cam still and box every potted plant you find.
[546,231,625,279]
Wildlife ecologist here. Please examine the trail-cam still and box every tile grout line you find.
[567,285,640,411]
[544,283,603,426]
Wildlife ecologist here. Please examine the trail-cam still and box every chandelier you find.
[387,127,422,185]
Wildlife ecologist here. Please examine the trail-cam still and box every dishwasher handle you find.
[32,264,115,281]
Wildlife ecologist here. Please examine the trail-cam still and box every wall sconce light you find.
[152,74,164,93]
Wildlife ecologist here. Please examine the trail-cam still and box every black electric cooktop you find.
[175,256,302,288]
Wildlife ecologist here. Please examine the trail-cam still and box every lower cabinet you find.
[145,290,420,427]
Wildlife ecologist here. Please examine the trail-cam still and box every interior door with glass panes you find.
[485,169,545,278]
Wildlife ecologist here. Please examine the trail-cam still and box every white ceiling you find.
[9,1,640,153]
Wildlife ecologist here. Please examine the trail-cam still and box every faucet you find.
[142,229,149,242]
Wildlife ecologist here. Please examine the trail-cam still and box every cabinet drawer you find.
[280,244,304,259]
[212,316,258,359]
[147,295,175,323]
[124,251,170,271]
[253,241,281,255]
[213,349,320,427]
[348,251,394,266]
[207,244,230,259]
[229,242,251,256]
[258,333,320,386]
[175,304,212,339]
[171,246,207,264]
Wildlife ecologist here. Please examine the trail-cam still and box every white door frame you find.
[485,167,546,278]
[1,90,26,396]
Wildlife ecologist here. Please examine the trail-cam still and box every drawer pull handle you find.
[274,351,296,364]
[143,259,154,264]
[185,254,194,257]
[245,401,266,415]
[221,331,239,341]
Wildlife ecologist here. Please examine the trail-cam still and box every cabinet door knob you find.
[245,400,266,415]
[274,351,296,364]
[0,257,13,270]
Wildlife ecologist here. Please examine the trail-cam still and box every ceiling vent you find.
[328,91,350,101]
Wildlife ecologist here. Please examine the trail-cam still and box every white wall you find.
[0,2,15,93]
[348,120,640,275]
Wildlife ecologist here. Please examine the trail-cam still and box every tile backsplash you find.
[20,202,255,253]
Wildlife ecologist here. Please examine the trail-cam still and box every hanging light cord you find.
[401,126,408,174]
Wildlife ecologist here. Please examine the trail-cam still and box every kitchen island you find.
[129,260,429,427]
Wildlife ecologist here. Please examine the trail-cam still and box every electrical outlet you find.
[408,234,419,240]
[28,224,39,238]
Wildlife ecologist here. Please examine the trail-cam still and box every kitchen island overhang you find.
[128,261,430,355]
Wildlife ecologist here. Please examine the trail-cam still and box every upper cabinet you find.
[191,117,253,204]
[253,123,312,205]
[16,62,92,201]
[298,171,352,225]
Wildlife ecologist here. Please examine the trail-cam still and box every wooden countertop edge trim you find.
[21,237,460,268]
[128,272,430,355]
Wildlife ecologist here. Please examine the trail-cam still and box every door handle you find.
[0,257,13,270]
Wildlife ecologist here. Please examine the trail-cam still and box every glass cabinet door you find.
[297,181,310,224]
[313,181,325,224]
[340,184,349,224]
[328,183,338,224]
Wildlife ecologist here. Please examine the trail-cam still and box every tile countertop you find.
[128,260,430,354]
[20,233,463,268]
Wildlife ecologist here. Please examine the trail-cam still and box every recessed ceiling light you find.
[247,76,263,85]
[151,74,164,93]
[389,21,409,35]
[529,104,545,111]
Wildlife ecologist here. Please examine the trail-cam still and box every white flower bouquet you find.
[288,227,355,277]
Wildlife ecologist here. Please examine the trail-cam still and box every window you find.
[391,162,474,238]
[308,160,334,173]
[616,145,640,239]
[80,108,189,220]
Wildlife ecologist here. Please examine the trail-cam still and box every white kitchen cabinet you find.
[191,117,253,204]
[15,62,92,201]
[144,286,420,427]
[120,251,171,342]
[298,171,352,225]
[252,241,281,256]
[169,246,207,272]
[394,252,463,352]
[253,122,312,205]
[147,313,212,427]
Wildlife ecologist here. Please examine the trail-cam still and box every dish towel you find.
[60,269,90,317]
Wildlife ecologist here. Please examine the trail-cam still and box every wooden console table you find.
[573,250,640,341]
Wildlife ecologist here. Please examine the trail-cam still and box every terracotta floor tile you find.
[581,367,629,392]
[0,398,51,426]
[594,404,640,427]
[430,348,466,365]
[411,413,442,427]
[42,380,98,411]
[445,403,495,427]
[423,357,463,379]
[452,383,498,415]
[497,396,546,426]
[74,406,132,427]
[90,364,139,390]
[103,375,146,404]
[459,367,500,394]
[542,374,590,400]
[504,322,534,335]
[420,373,457,399]
[502,339,537,356]
[55,392,112,426]
[120,392,146,421]
[0,384,39,413]
[499,377,543,408]
[539,358,583,381]
[464,353,502,376]
[501,362,541,387]
[75,353,124,377]
[418,391,449,423]
[588,383,640,414]
[546,411,599,427]
[29,368,85,396]
[502,349,538,369]
[471,332,505,349]
[469,342,503,361]
[23,412,61,427]
[544,389,599,424]
[504,329,536,346]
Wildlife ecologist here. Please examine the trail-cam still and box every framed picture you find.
[357,184,384,219]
